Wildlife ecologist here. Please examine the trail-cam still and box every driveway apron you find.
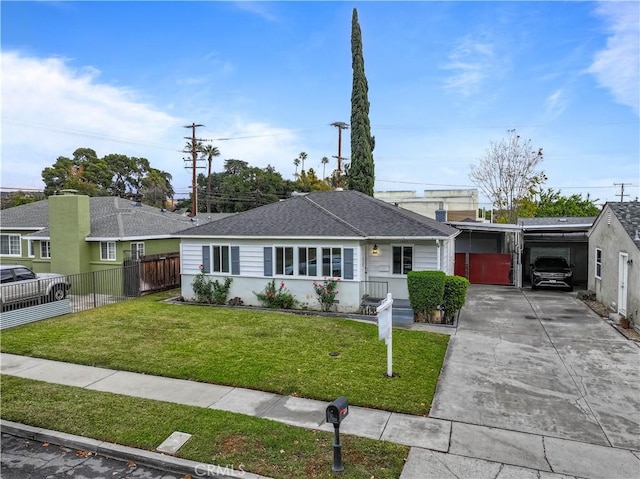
[430,285,640,451]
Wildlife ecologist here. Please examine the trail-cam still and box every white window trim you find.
[212,244,231,273]
[100,241,117,261]
[40,240,51,259]
[297,246,319,277]
[273,246,295,276]
[392,244,414,276]
[28,240,36,258]
[0,234,22,257]
[130,242,145,260]
[595,248,602,280]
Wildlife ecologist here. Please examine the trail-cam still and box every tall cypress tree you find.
[348,8,375,196]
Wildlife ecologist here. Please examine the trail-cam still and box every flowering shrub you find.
[192,265,232,305]
[313,278,340,312]
[254,280,296,309]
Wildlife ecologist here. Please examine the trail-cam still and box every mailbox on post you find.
[326,396,349,425]
[326,397,349,473]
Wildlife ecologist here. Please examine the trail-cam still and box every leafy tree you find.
[469,130,546,223]
[41,148,174,206]
[1,191,45,209]
[519,188,600,218]
[295,168,331,192]
[192,159,295,213]
[347,8,375,196]
[140,168,174,208]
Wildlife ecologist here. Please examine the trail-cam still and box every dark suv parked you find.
[530,256,574,291]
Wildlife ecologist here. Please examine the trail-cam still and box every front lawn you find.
[1,375,408,479]
[0,291,449,415]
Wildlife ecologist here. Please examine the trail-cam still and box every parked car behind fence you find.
[0,265,71,311]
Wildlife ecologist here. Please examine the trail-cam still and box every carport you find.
[518,217,595,289]
[448,221,522,288]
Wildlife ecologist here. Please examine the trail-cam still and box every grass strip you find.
[1,375,408,479]
[0,291,449,415]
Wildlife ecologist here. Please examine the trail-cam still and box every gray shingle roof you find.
[0,196,221,239]
[607,202,640,249]
[178,190,459,238]
[518,217,596,226]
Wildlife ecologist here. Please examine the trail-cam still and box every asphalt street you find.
[1,433,182,479]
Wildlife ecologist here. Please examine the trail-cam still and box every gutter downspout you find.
[436,240,441,271]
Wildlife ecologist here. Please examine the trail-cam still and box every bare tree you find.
[470,130,545,223]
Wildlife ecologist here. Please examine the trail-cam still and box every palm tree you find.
[293,158,301,179]
[201,144,220,213]
[299,152,308,173]
[321,156,329,179]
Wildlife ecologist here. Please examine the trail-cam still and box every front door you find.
[618,253,628,317]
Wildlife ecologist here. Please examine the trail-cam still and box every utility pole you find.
[614,183,631,202]
[183,123,205,216]
[330,122,349,173]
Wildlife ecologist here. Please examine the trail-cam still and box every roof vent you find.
[635,229,640,241]
[558,218,567,222]
[335,187,344,191]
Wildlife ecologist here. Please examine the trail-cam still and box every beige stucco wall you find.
[588,207,640,326]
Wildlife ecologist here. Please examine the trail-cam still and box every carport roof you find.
[517,217,595,231]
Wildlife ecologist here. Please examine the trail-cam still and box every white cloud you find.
[232,1,278,22]
[1,51,183,188]
[588,2,640,116]
[545,89,567,119]
[441,36,496,97]
[0,51,301,194]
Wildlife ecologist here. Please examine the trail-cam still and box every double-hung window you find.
[298,247,318,276]
[0,234,21,256]
[202,245,239,274]
[275,246,294,275]
[322,247,342,278]
[101,241,116,261]
[392,245,413,275]
[595,248,602,279]
[130,242,145,260]
[40,241,51,259]
[28,240,36,258]
[213,245,230,273]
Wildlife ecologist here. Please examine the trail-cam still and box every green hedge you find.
[407,270,446,320]
[442,275,470,323]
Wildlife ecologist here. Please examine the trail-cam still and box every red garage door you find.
[455,253,513,285]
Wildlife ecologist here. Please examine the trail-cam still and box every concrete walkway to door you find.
[413,284,640,477]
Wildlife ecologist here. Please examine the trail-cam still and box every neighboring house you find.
[588,202,640,327]
[374,189,480,222]
[0,191,226,275]
[177,190,460,312]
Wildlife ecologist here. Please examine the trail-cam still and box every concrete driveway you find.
[430,285,640,451]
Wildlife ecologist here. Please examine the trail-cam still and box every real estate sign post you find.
[377,293,393,377]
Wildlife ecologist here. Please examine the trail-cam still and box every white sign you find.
[376,293,393,377]
[377,293,393,342]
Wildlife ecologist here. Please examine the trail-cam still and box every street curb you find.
[1,420,268,479]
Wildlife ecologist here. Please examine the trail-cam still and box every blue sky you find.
[2,1,639,208]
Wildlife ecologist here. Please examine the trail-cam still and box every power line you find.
[183,123,205,216]
[614,183,633,202]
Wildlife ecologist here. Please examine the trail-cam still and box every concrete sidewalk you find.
[2,352,639,479]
